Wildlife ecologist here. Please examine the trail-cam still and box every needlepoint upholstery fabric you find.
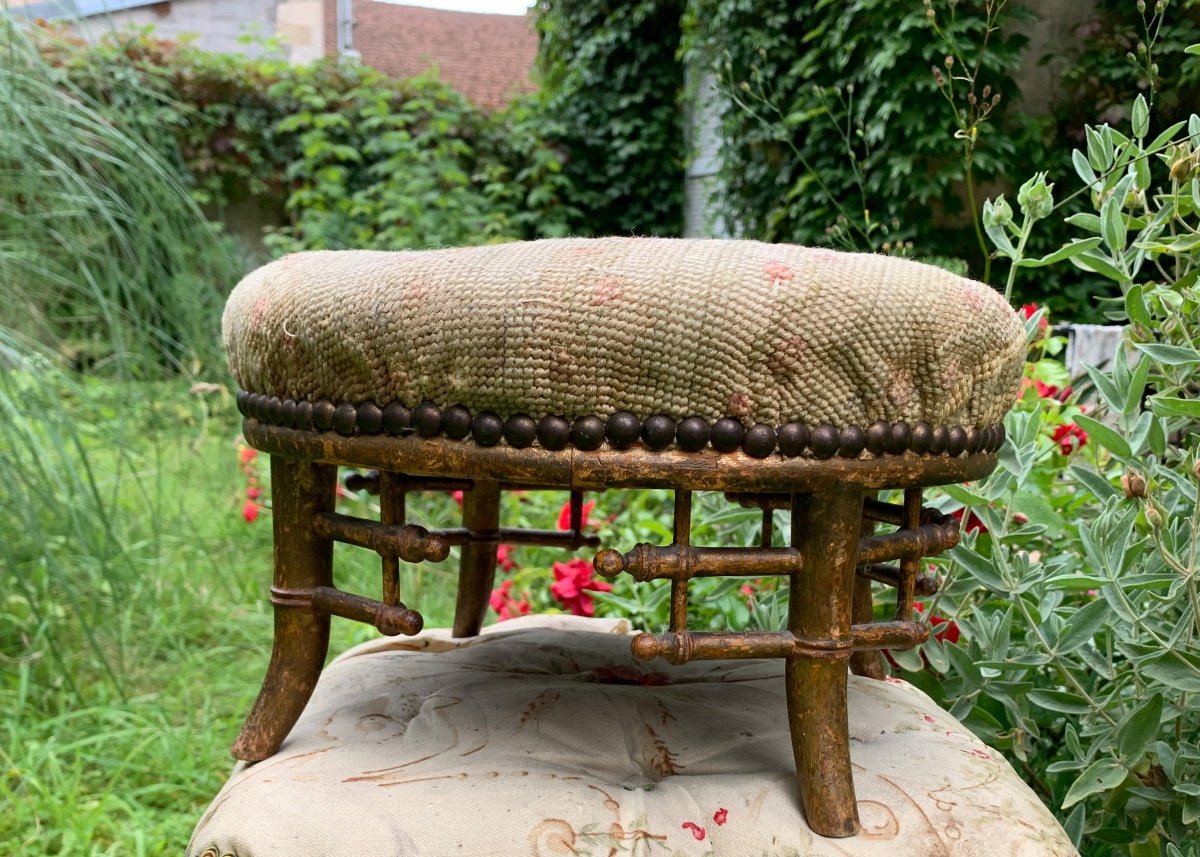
[189,616,1077,857]
[223,238,1025,429]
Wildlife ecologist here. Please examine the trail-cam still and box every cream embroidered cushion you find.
[189,616,1076,857]
[222,238,1025,433]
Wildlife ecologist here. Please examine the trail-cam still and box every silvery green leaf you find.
[1131,94,1149,139]
[1062,759,1128,808]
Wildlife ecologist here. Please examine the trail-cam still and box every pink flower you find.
[496,543,516,573]
[549,557,613,617]
[1051,423,1088,455]
[451,490,463,507]
[246,486,262,500]
[242,501,260,523]
[489,579,530,621]
[557,497,596,531]
[238,446,257,466]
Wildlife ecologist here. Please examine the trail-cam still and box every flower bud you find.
[982,84,992,99]
[1122,470,1147,498]
[1145,504,1164,529]
[1017,172,1055,221]
[932,66,945,87]
[983,194,1014,227]
[945,55,954,69]
[1193,458,1200,481]
[1137,0,1146,11]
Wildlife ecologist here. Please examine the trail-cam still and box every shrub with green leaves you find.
[921,47,1200,855]
[535,0,685,237]
[682,0,1043,269]
[37,26,577,255]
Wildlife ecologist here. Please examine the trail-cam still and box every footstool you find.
[221,237,1026,838]
[189,616,1077,856]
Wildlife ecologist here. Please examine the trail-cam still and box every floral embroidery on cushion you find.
[681,821,706,841]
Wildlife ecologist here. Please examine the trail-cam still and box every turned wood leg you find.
[232,457,337,762]
[452,480,501,638]
[786,489,864,838]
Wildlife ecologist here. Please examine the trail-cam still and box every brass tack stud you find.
[383,401,412,434]
[357,401,383,435]
[865,419,890,456]
[710,417,745,453]
[413,402,443,437]
[965,426,983,455]
[930,425,949,455]
[504,414,538,448]
[313,400,335,431]
[809,423,839,459]
[641,414,676,451]
[675,416,710,452]
[838,424,866,458]
[333,402,357,436]
[888,421,912,455]
[743,423,777,458]
[295,400,314,430]
[776,422,808,457]
[946,425,968,457]
[536,415,571,451]
[911,421,933,454]
[571,415,606,451]
[472,411,504,447]
[442,404,472,440]
[606,411,641,448]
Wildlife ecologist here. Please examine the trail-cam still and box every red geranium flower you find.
[557,497,596,531]
[1051,423,1088,455]
[915,602,960,644]
[496,543,516,573]
[489,579,530,621]
[951,507,987,534]
[242,501,260,523]
[1020,303,1049,334]
[549,557,613,617]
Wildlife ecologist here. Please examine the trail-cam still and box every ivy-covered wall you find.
[535,0,686,237]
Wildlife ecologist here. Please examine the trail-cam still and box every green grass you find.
[0,379,468,854]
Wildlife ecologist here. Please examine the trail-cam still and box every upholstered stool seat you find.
[220,238,1026,838]
[190,617,1075,857]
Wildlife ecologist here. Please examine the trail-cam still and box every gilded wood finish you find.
[232,419,991,838]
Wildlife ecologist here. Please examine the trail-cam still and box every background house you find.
[11,0,537,109]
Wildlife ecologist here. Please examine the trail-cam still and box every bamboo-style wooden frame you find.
[231,420,993,838]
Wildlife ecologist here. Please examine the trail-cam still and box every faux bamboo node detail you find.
[270,585,424,637]
[594,516,960,584]
[630,622,930,665]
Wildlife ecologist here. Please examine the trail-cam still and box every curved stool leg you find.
[232,457,337,762]
[452,480,501,638]
[786,489,864,838]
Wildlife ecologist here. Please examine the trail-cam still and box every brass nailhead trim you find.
[235,391,1006,459]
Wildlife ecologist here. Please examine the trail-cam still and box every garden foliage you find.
[534,0,686,236]
[37,27,577,260]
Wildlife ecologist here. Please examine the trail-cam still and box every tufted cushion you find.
[189,616,1076,857]
[223,238,1025,430]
